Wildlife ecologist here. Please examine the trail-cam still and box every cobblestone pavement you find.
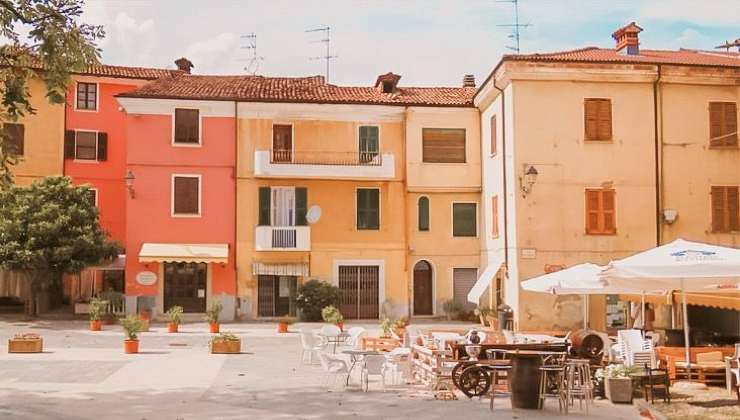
[0,319,641,420]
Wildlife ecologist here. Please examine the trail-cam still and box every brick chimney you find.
[462,74,476,88]
[174,57,194,74]
[612,22,643,55]
[375,72,401,94]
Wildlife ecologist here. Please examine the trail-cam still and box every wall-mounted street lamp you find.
[520,165,538,197]
[124,170,136,199]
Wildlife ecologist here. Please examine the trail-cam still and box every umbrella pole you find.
[583,294,588,329]
[641,292,646,330]
[681,280,691,382]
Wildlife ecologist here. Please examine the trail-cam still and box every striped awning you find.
[139,243,229,264]
[620,291,740,311]
[252,262,309,276]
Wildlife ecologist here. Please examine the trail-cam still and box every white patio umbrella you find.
[601,238,740,385]
[521,263,661,328]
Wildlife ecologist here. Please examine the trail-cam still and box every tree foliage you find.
[294,279,340,321]
[0,176,119,314]
[0,0,104,186]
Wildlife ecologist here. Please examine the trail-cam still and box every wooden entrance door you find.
[164,262,207,313]
[257,275,297,317]
[338,265,379,319]
[413,260,433,315]
[272,124,293,162]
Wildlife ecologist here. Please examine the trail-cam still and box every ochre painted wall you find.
[10,77,65,185]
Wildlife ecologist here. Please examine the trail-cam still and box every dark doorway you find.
[413,260,434,315]
[102,270,125,293]
[338,265,379,319]
[257,275,297,317]
[272,124,293,163]
[164,262,207,313]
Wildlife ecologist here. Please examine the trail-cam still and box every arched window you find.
[418,196,430,231]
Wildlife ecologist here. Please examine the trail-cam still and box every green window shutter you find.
[357,189,380,230]
[453,203,477,237]
[295,187,308,226]
[258,187,271,226]
[418,196,430,231]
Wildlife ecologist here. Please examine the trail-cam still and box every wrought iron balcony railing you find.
[270,149,382,166]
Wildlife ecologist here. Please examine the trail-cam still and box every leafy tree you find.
[0,0,104,187]
[294,279,340,321]
[0,176,119,315]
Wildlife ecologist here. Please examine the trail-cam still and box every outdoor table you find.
[629,369,671,403]
[315,331,349,353]
[504,350,567,409]
[342,349,383,388]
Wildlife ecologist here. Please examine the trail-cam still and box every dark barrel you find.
[569,328,605,361]
[508,352,542,409]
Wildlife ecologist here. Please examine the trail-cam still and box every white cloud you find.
[639,0,740,26]
[184,33,240,74]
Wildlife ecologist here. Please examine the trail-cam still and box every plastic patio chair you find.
[317,351,349,389]
[725,343,740,396]
[361,354,389,392]
[618,329,656,368]
[344,327,366,349]
[384,347,411,385]
[300,329,324,365]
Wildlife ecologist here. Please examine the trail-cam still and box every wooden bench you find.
[361,336,401,352]
[656,346,734,381]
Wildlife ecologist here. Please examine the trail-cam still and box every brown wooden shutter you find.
[602,189,616,234]
[97,132,108,161]
[422,128,465,163]
[709,102,723,146]
[174,109,199,144]
[725,102,738,146]
[173,176,199,214]
[598,99,612,140]
[728,187,739,232]
[490,115,497,155]
[258,187,271,226]
[584,99,599,140]
[711,186,726,232]
[64,130,76,159]
[585,189,601,234]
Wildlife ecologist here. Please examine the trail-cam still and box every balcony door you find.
[272,124,293,163]
[271,187,296,248]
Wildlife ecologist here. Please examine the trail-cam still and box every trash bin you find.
[497,303,513,330]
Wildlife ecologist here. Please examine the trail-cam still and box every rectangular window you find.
[172,175,201,216]
[272,124,292,162]
[357,188,380,230]
[86,188,98,207]
[585,188,616,235]
[422,128,465,163]
[491,196,499,238]
[711,186,739,233]
[358,125,380,164]
[709,102,738,147]
[584,98,612,141]
[418,196,430,232]
[453,202,477,237]
[76,82,97,110]
[75,131,97,160]
[174,109,200,144]
[3,123,24,155]
[490,115,497,156]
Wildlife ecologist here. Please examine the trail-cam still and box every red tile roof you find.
[117,74,476,107]
[505,47,740,68]
[75,64,181,80]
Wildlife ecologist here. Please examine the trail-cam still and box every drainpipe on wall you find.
[402,107,412,320]
[233,100,239,318]
[492,79,509,278]
[653,65,662,246]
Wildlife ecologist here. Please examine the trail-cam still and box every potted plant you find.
[139,308,152,321]
[120,315,143,354]
[205,301,223,333]
[277,316,295,333]
[321,305,344,330]
[596,364,639,403]
[380,317,393,338]
[210,333,241,354]
[442,299,463,321]
[166,306,184,333]
[393,316,409,338]
[88,297,109,331]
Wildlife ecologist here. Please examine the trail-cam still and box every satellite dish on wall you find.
[306,205,322,224]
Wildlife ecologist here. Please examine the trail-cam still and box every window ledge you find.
[172,142,202,148]
[72,159,100,164]
[171,214,202,218]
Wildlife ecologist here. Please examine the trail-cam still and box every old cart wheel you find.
[451,362,472,390]
[458,366,491,398]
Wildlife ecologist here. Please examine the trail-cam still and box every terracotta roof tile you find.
[505,47,740,68]
[75,64,180,80]
[117,74,476,107]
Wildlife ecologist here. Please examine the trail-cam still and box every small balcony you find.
[254,150,395,180]
[255,226,310,251]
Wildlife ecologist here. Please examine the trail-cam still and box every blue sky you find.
[83,0,740,86]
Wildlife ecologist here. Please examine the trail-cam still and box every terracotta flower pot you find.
[139,310,152,321]
[124,339,139,354]
[90,319,102,331]
[168,322,179,333]
[277,322,289,333]
[209,323,220,333]
[336,322,344,331]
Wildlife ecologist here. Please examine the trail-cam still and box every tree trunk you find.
[25,271,46,317]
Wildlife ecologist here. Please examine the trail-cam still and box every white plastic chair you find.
[320,324,342,337]
[317,351,349,389]
[300,329,324,365]
[725,343,740,396]
[344,327,366,349]
[618,329,656,368]
[362,354,389,392]
[384,347,411,385]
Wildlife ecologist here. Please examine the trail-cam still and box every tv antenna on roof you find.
[497,0,531,54]
[306,26,338,83]
[240,33,264,75]
[715,38,740,52]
